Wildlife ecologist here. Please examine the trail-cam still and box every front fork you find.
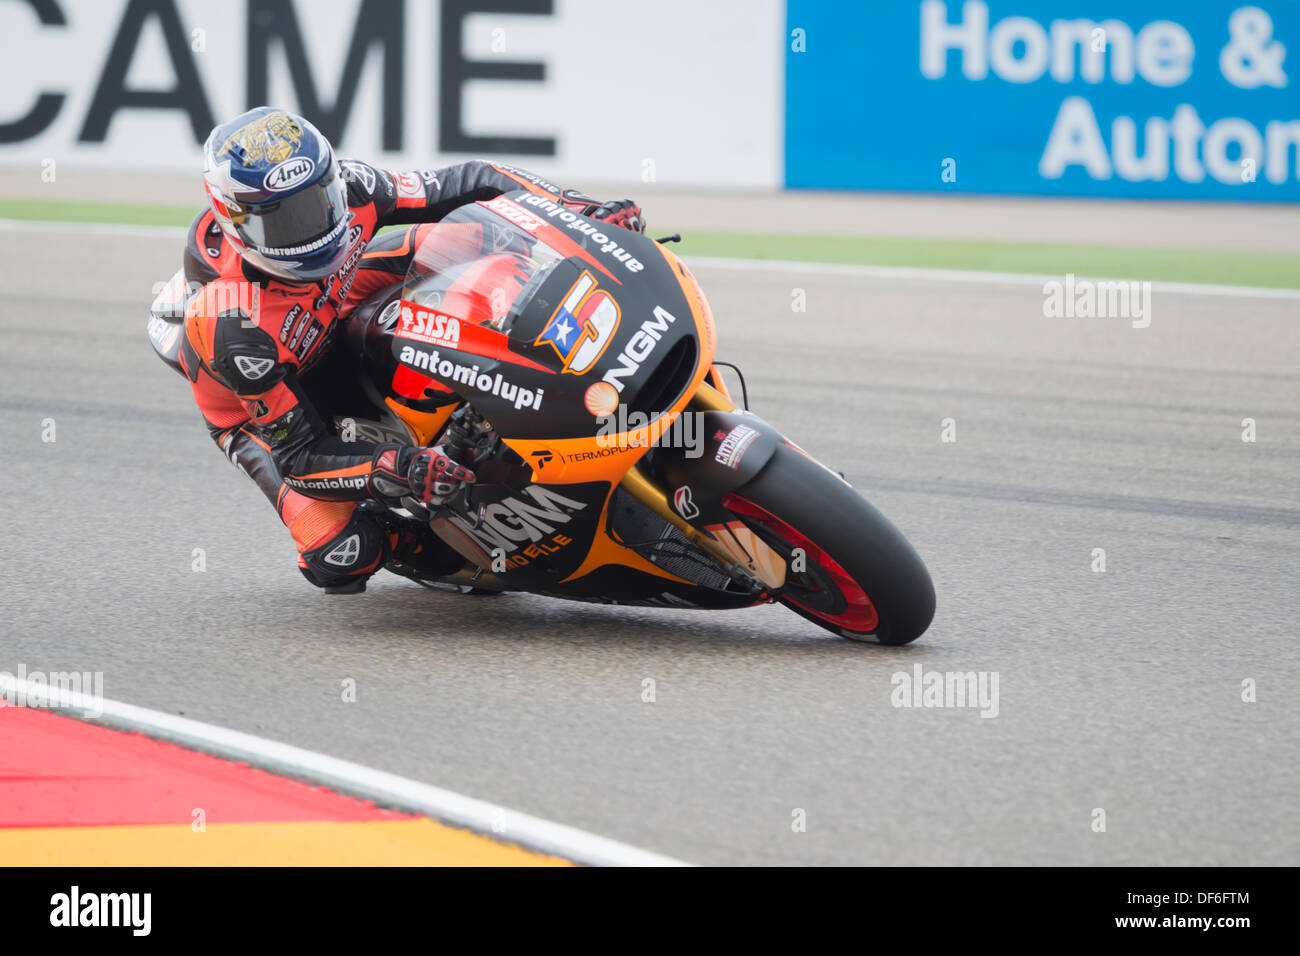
[616,382,782,591]
[617,463,754,581]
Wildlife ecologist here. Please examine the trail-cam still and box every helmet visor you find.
[228,161,348,256]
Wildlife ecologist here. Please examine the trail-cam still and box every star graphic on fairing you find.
[551,316,575,347]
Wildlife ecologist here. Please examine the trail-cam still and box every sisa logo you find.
[484,195,546,234]
[535,271,620,374]
[398,304,461,348]
[263,157,315,191]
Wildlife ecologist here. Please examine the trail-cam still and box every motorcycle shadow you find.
[307,579,906,652]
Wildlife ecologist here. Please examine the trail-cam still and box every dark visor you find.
[230,161,347,255]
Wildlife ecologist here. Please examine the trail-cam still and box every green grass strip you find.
[2,198,1294,289]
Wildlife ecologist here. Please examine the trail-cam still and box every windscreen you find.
[401,199,567,331]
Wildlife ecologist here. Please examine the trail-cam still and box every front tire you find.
[725,444,935,644]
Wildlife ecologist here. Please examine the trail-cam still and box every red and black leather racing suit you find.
[179,160,578,589]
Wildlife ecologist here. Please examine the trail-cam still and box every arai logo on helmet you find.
[263,157,316,191]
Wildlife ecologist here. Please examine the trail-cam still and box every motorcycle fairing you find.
[433,473,756,606]
[390,194,716,486]
[378,194,769,604]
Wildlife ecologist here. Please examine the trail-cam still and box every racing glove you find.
[589,199,645,234]
[408,446,476,504]
[560,189,645,234]
[368,445,476,505]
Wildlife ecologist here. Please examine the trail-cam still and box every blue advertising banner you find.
[785,1,1300,200]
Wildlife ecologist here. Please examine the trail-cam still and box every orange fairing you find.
[559,485,696,585]
[503,241,718,486]
[385,397,455,446]
[659,245,718,360]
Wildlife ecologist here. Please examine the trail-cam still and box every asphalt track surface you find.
[1,227,1297,865]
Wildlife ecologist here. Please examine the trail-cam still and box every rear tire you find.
[727,444,935,645]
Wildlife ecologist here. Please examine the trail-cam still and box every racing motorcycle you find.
[150,190,935,644]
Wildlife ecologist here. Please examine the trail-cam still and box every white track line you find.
[0,674,687,867]
[0,218,185,239]
[684,255,1300,301]
[2,217,1296,300]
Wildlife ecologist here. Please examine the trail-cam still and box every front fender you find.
[649,410,781,525]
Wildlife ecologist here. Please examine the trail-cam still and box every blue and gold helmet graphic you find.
[203,107,351,283]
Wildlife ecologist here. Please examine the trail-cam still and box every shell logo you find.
[584,381,619,417]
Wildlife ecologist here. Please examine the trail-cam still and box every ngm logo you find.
[534,270,620,374]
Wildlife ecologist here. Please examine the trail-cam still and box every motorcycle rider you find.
[179,106,644,593]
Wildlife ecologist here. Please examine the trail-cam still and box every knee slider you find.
[298,511,389,588]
